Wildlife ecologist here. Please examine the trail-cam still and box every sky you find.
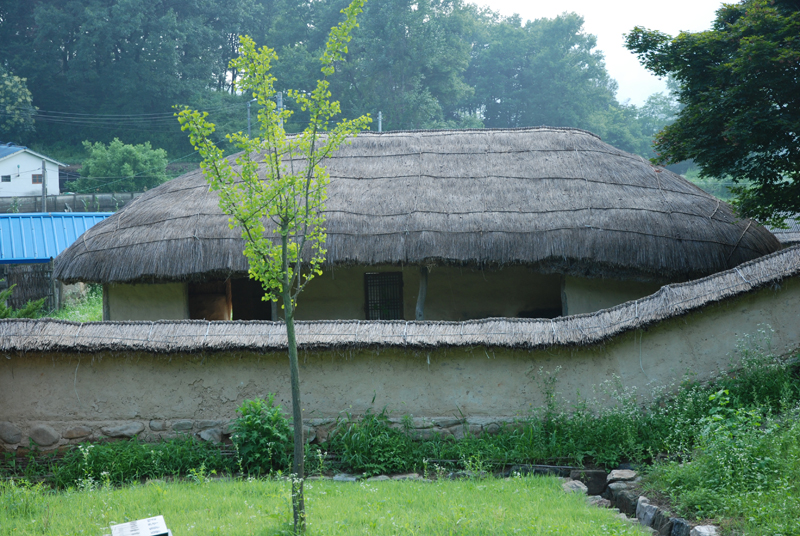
[479,0,724,106]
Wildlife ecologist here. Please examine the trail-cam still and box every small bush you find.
[328,408,414,476]
[231,395,292,474]
[0,281,46,318]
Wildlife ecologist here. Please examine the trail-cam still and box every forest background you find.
[0,0,689,175]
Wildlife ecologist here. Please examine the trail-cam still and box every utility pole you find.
[247,98,256,137]
[277,92,283,128]
[41,159,47,213]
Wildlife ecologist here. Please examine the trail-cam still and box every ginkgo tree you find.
[176,0,370,531]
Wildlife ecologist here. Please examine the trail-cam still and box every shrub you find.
[328,408,414,476]
[0,281,46,318]
[231,396,292,474]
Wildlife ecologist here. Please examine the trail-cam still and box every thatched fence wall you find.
[1,247,799,451]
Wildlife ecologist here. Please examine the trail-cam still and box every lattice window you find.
[364,272,404,320]
[32,174,42,184]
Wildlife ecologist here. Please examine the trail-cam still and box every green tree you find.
[464,12,617,130]
[626,0,800,225]
[272,0,477,131]
[588,81,683,159]
[177,1,370,530]
[74,138,168,193]
[0,67,36,140]
[2,0,295,154]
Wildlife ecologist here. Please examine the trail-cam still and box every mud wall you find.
[2,278,799,451]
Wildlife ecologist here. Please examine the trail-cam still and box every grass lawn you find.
[1,476,645,535]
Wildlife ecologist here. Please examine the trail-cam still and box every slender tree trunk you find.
[282,235,305,534]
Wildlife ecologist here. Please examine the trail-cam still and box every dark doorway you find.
[188,281,232,320]
[230,278,274,320]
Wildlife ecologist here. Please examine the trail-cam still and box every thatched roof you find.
[768,218,800,247]
[10,245,799,353]
[54,127,780,284]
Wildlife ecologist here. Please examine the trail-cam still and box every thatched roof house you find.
[54,127,781,322]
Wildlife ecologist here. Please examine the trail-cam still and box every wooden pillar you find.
[415,266,428,320]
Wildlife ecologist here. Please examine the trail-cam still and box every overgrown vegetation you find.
[7,332,796,478]
[642,343,800,535]
[0,437,230,489]
[45,285,103,322]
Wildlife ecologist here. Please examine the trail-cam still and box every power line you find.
[28,101,249,119]
[0,101,255,133]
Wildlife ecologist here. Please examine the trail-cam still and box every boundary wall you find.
[1,274,799,451]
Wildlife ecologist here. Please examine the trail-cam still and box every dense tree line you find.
[1,0,675,160]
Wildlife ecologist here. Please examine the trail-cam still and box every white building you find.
[0,143,62,198]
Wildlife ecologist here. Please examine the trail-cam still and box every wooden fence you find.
[1,262,55,310]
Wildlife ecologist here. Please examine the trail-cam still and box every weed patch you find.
[46,284,103,322]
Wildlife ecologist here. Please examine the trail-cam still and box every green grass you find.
[47,285,103,322]
[0,476,646,535]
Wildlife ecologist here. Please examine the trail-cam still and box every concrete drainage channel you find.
[561,469,718,536]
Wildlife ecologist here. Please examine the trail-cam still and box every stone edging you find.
[562,469,719,536]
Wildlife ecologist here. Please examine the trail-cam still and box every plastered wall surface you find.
[3,278,799,450]
[102,267,661,322]
[296,264,562,321]
[563,276,663,316]
[106,282,189,321]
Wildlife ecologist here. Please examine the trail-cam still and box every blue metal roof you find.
[0,213,112,264]
[0,144,25,160]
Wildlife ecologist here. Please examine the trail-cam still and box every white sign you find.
[110,516,171,536]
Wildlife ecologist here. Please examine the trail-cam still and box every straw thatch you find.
[9,245,799,353]
[54,127,780,284]
[768,218,800,247]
